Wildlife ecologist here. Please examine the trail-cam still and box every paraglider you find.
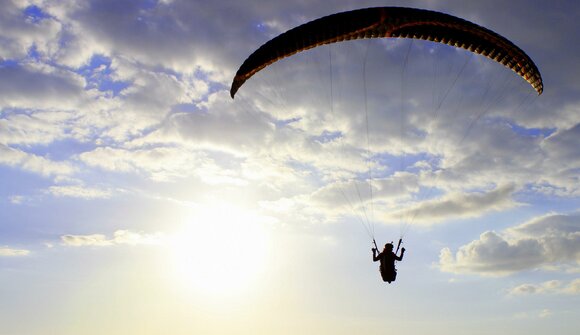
[230,7,543,284]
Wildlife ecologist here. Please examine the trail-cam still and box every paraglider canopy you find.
[230,6,542,98]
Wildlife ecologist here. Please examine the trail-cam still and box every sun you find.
[168,204,270,298]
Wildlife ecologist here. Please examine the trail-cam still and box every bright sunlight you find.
[168,204,271,298]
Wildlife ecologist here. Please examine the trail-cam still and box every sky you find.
[0,0,579,334]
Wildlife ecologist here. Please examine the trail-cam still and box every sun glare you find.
[168,205,270,298]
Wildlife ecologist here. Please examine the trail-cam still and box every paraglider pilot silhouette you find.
[372,239,405,283]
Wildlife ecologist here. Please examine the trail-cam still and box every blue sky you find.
[1,1,579,334]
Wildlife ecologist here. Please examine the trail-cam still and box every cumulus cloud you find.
[439,231,544,276]
[0,246,30,256]
[439,212,580,276]
[61,230,164,247]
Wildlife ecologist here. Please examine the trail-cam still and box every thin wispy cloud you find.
[0,247,30,257]
[47,185,116,199]
[61,230,164,247]
[509,279,580,296]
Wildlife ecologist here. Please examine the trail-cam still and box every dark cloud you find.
[384,184,518,224]
[0,65,85,109]
[542,123,580,169]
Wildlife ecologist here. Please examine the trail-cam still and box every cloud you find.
[538,123,580,196]
[564,278,580,294]
[0,246,30,257]
[61,233,113,247]
[39,0,252,78]
[136,91,275,155]
[1,110,74,146]
[385,183,519,224]
[0,144,76,177]
[309,172,419,210]
[47,185,115,199]
[111,230,164,246]
[0,64,87,111]
[257,169,424,226]
[9,195,25,204]
[61,230,164,247]
[0,0,62,60]
[509,279,580,296]
[439,231,545,276]
[78,145,249,185]
[439,212,580,276]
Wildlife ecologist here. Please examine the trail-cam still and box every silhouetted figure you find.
[372,242,405,283]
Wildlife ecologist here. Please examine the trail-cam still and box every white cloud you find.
[9,195,25,204]
[111,230,164,246]
[61,233,112,247]
[0,144,76,177]
[439,231,544,276]
[47,185,115,199]
[0,246,30,256]
[439,212,580,276]
[509,279,580,296]
[1,110,75,146]
[61,230,164,247]
[78,145,248,184]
